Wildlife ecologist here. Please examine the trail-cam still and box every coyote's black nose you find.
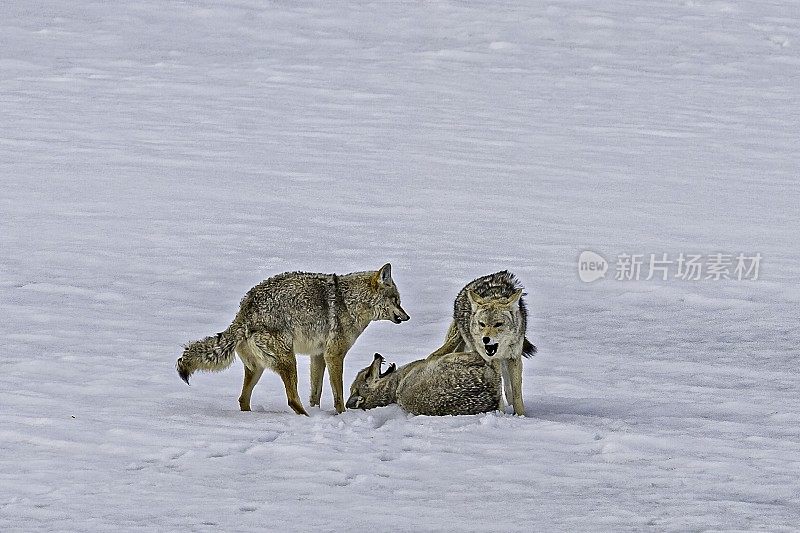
[392,313,407,324]
[483,337,491,344]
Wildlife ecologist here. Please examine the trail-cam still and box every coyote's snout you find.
[176,263,408,415]
[390,306,410,324]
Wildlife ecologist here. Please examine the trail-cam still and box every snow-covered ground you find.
[2,0,799,530]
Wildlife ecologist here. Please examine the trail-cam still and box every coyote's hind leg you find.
[239,364,265,412]
[249,332,308,416]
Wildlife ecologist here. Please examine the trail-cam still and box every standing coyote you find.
[430,271,535,416]
[176,264,409,415]
[346,352,501,416]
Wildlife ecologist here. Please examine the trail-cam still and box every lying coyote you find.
[346,352,501,416]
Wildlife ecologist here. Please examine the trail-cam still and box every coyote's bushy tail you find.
[522,338,537,358]
[176,320,244,384]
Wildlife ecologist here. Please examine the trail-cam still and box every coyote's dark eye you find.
[478,321,486,328]
[494,322,504,328]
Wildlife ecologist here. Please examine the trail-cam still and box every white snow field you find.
[2,0,799,531]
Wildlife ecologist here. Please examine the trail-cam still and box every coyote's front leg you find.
[324,347,348,414]
[309,353,326,407]
[492,360,507,412]
[505,357,525,416]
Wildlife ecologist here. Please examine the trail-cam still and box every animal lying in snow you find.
[346,352,501,416]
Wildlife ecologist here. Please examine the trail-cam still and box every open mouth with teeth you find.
[380,362,396,378]
[484,343,499,357]
[373,353,397,378]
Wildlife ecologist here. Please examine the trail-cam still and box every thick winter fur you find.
[430,271,534,415]
[176,263,409,415]
[346,352,502,416]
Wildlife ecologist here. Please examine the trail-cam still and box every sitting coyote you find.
[176,264,409,415]
[430,271,535,416]
[346,352,502,416]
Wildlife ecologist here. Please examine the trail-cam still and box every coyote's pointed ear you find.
[376,263,393,285]
[467,289,485,309]
[505,289,523,307]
